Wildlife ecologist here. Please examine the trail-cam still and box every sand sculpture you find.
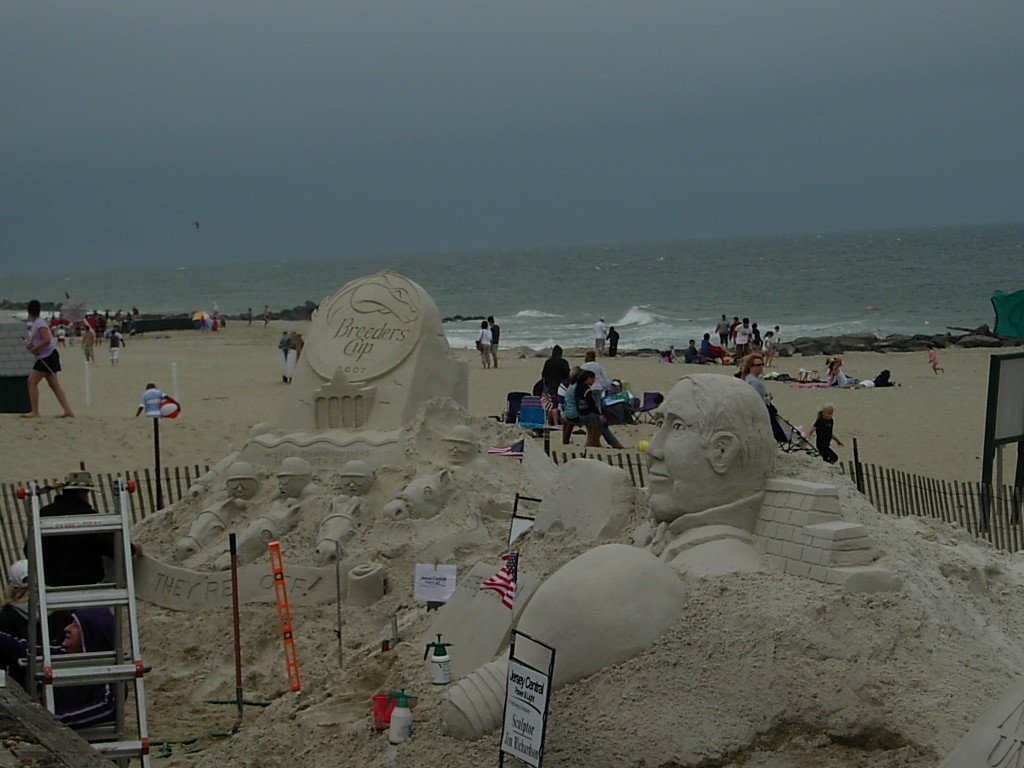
[137,272,533,610]
[314,460,375,564]
[438,373,898,739]
[127,274,933,766]
[636,374,776,577]
[175,461,260,560]
[237,270,469,471]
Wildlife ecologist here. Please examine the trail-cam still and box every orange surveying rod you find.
[268,541,301,691]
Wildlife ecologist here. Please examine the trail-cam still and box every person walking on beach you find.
[593,318,607,356]
[22,300,75,419]
[807,403,843,464]
[263,305,270,326]
[108,328,124,366]
[762,330,776,367]
[487,316,500,369]
[81,325,95,363]
[716,314,731,346]
[247,307,253,327]
[475,321,492,369]
[927,345,944,374]
[278,331,294,382]
[734,318,752,358]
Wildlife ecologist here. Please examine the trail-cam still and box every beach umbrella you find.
[61,296,88,324]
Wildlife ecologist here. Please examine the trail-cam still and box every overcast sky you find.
[4,1,1023,271]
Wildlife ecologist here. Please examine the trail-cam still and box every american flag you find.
[480,552,518,610]
[487,438,525,458]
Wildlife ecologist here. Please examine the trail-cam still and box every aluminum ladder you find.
[24,477,151,767]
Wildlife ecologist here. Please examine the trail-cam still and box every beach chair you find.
[518,396,562,442]
[634,392,663,424]
[499,391,531,424]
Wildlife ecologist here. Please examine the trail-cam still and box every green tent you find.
[992,290,1024,339]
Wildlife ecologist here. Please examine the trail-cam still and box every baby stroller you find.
[775,411,818,455]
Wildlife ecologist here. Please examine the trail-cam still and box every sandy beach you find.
[1,323,1012,484]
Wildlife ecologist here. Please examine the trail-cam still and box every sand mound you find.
[132,447,1024,767]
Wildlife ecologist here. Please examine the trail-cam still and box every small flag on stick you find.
[480,552,518,610]
[487,438,525,458]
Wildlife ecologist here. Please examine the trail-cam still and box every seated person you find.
[602,379,638,425]
[561,368,600,446]
[682,340,704,364]
[700,333,728,363]
[826,357,859,387]
[573,370,624,449]
[658,345,675,363]
[0,608,117,727]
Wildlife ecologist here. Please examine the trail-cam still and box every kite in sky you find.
[192,221,200,229]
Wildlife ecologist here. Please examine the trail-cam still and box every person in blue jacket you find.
[0,607,117,728]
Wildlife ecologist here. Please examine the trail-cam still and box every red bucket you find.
[371,694,397,730]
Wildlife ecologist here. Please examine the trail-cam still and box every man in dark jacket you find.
[30,471,140,588]
[0,607,117,728]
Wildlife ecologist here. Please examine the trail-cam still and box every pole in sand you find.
[335,540,343,669]
[229,534,244,734]
[152,417,163,509]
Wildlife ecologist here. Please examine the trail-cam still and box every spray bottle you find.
[423,634,453,685]
[387,688,413,744]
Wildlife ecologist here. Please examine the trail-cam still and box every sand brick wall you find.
[757,477,897,592]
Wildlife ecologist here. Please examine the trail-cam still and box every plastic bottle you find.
[423,634,453,685]
[387,689,413,744]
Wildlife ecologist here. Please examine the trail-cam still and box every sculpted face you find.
[443,426,479,465]
[338,460,374,496]
[227,477,258,499]
[276,457,313,499]
[646,375,774,523]
[278,473,310,499]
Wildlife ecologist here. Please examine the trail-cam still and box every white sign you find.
[501,659,549,767]
[414,564,457,603]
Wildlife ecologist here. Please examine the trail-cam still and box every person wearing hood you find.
[0,607,118,728]
[540,345,571,425]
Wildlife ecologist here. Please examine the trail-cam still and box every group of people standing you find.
[712,315,781,365]
[474,316,501,369]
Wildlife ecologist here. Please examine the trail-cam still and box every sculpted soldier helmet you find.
[277,457,312,477]
[226,462,256,481]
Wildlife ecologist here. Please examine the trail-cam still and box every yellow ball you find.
[637,440,649,452]
[924,320,930,325]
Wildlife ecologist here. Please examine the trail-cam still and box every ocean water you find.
[3,223,1021,350]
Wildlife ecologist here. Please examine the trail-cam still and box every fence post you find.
[852,438,864,494]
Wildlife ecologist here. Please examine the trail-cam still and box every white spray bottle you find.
[423,634,453,685]
[387,689,413,744]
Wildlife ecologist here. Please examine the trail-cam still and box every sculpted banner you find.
[133,555,351,609]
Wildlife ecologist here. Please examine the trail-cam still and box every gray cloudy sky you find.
[4,1,1023,270]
